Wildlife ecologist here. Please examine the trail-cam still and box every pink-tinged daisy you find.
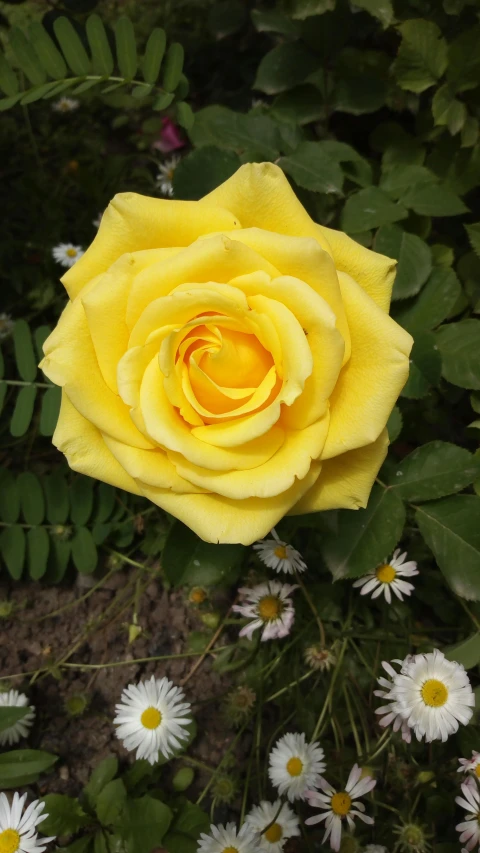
[456,779,480,850]
[253,528,307,575]
[305,764,376,851]
[232,581,297,642]
[374,660,412,744]
[353,549,418,604]
[459,751,480,778]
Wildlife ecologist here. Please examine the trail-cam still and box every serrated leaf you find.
[162,42,184,93]
[321,484,406,579]
[394,19,448,94]
[401,331,441,399]
[115,16,137,80]
[279,141,344,195]
[0,706,29,734]
[141,27,166,84]
[380,164,436,200]
[436,319,480,390]
[387,441,480,501]
[416,496,480,600]
[341,187,407,233]
[466,223,480,259]
[394,267,462,334]
[86,15,114,77]
[0,526,25,580]
[188,105,280,159]
[173,147,241,200]
[71,526,97,574]
[10,385,37,437]
[53,17,91,77]
[0,51,19,96]
[9,27,47,86]
[13,319,37,381]
[253,42,318,95]
[251,8,301,36]
[375,224,431,300]
[352,0,393,26]
[18,472,45,524]
[27,526,50,580]
[400,183,468,217]
[28,21,67,79]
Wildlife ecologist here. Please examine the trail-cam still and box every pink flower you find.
[152,117,185,153]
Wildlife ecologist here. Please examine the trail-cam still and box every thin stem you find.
[312,638,347,741]
[456,597,480,632]
[295,570,326,647]
[0,380,51,388]
[343,685,362,757]
[265,670,315,703]
[180,602,234,687]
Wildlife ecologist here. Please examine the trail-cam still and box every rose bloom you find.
[41,163,412,545]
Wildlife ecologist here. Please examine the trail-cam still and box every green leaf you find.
[374,224,431,300]
[44,471,69,524]
[162,42,184,93]
[208,1,247,38]
[188,106,280,159]
[10,385,37,437]
[0,526,25,579]
[18,472,45,524]
[321,484,406,579]
[57,838,93,853]
[94,483,116,523]
[0,749,57,788]
[115,16,137,80]
[287,0,335,16]
[176,101,194,131]
[253,42,318,95]
[317,140,372,186]
[432,83,467,135]
[393,19,448,94]
[387,441,480,501]
[380,164,437,200]
[0,381,5,415]
[28,21,67,79]
[13,319,37,381]
[0,94,23,111]
[401,331,441,399]
[341,187,407,233]
[84,756,119,806]
[0,51,19,96]
[46,538,71,584]
[163,799,210,853]
[394,267,462,334]
[9,27,47,86]
[173,147,240,200]
[250,8,301,36]
[27,526,50,580]
[387,405,402,442]
[0,706,29,734]
[461,116,478,149]
[119,796,172,852]
[40,386,61,436]
[141,27,166,84]
[352,0,393,27]
[71,526,98,574]
[0,470,20,523]
[53,17,91,76]
[96,779,127,826]
[70,476,94,525]
[466,223,480,259]
[436,319,480,390]
[172,767,195,792]
[86,14,114,77]
[279,142,344,195]
[20,82,63,104]
[152,91,175,111]
[163,521,245,587]
[445,633,480,669]
[400,183,468,217]
[41,795,90,836]
[416,496,480,600]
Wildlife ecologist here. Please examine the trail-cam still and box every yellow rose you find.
[41,163,412,545]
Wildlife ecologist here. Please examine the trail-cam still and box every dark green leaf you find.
[13,319,37,381]
[0,706,29,734]
[288,0,335,17]
[436,319,480,390]
[163,799,210,853]
[387,406,403,442]
[393,19,448,94]
[400,183,468,217]
[387,441,480,501]
[94,483,116,523]
[40,386,61,436]
[380,165,437,200]
[28,21,67,78]
[394,267,462,334]
[466,223,480,259]
[208,1,247,38]
[321,484,406,579]
[401,331,441,399]
[279,141,344,195]
[0,93,23,111]
[173,147,241,200]
[0,51,19,96]
[118,796,172,852]
[163,521,245,587]
[253,42,318,95]
[20,82,62,104]
[71,526,97,573]
[96,779,126,826]
[176,101,194,131]
[141,27,166,84]
[445,633,480,669]
[375,224,431,300]
[53,17,91,76]
[9,26,47,85]
[86,14,114,77]
[0,526,25,579]
[188,106,280,159]
[115,16,137,79]
[10,385,37,437]
[84,756,119,806]
[0,470,20,523]
[18,471,45,524]
[41,795,90,836]
[352,0,393,26]
[162,42,184,93]
[0,749,57,788]
[341,188,407,233]
[416,496,480,600]
[45,538,71,584]
[251,8,301,36]
[70,475,94,525]
[44,471,69,524]
[27,526,50,580]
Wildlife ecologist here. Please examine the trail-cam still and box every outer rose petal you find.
[290,429,389,514]
[62,193,242,299]
[54,392,142,494]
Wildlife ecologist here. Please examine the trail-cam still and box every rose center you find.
[0,829,20,853]
[286,756,303,777]
[421,679,448,707]
[375,564,396,584]
[274,546,288,559]
[264,823,283,843]
[331,792,352,817]
[66,248,77,258]
[140,707,162,729]
[258,596,283,622]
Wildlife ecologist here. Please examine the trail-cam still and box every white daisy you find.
[232,581,297,642]
[244,800,300,852]
[373,660,412,744]
[268,732,326,802]
[0,792,55,853]
[114,675,192,764]
[52,243,84,268]
[0,314,14,341]
[253,528,307,575]
[197,822,258,853]
[156,156,180,196]
[456,779,480,851]
[52,96,79,113]
[305,764,376,852]
[0,690,35,746]
[386,649,475,743]
[353,549,418,604]
[459,751,480,778]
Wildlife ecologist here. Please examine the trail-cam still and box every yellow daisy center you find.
[375,564,396,583]
[286,756,303,777]
[274,545,288,559]
[222,848,239,853]
[331,792,352,817]
[264,823,283,843]
[189,587,206,604]
[66,248,77,258]
[258,595,283,622]
[421,678,448,707]
[140,706,162,729]
[0,829,20,853]
[475,764,480,778]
